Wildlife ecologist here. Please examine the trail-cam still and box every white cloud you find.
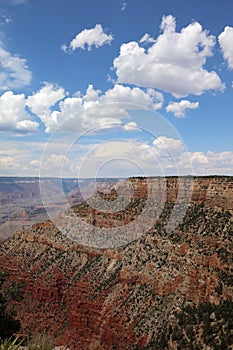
[0,138,80,176]
[166,100,199,118]
[82,138,233,177]
[1,15,12,24]
[160,14,176,32]
[83,84,101,102]
[140,33,156,44]
[16,119,38,131]
[26,82,66,133]
[218,26,233,69]
[180,151,233,175]
[78,136,190,178]
[30,159,40,166]
[78,140,152,178]
[0,155,16,169]
[113,15,225,97]
[63,24,113,52]
[101,84,163,110]
[123,121,141,131]
[48,154,65,166]
[61,44,67,52]
[0,140,44,176]
[0,91,39,132]
[1,136,233,177]
[120,1,127,11]
[26,83,163,134]
[57,84,163,133]
[146,89,164,110]
[153,136,184,155]
[0,45,32,90]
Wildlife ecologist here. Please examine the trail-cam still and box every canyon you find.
[0,177,104,241]
[0,176,233,349]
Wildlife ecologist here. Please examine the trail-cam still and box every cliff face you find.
[0,176,233,349]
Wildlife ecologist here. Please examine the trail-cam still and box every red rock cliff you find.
[0,176,232,349]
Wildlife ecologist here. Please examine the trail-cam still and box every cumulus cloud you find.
[60,84,163,133]
[16,120,38,131]
[0,83,163,135]
[1,135,233,177]
[77,135,190,178]
[123,121,141,131]
[153,136,183,155]
[26,83,163,133]
[82,137,233,177]
[166,100,199,118]
[101,84,163,110]
[0,45,32,90]
[180,151,233,175]
[26,82,66,133]
[160,14,176,32]
[218,26,233,69]
[78,140,153,178]
[76,135,233,177]
[113,15,224,97]
[0,91,39,132]
[62,24,113,52]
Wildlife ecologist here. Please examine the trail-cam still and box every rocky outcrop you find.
[0,176,233,349]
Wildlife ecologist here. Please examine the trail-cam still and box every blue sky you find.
[0,0,233,177]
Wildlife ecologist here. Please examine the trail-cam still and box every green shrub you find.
[0,271,24,340]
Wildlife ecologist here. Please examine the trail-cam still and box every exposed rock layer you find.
[0,176,233,349]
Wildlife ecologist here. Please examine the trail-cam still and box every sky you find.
[0,0,233,178]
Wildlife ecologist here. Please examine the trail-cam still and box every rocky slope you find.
[0,176,233,349]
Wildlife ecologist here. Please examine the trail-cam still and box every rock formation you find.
[0,176,232,349]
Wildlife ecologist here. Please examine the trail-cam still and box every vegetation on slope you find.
[138,300,233,350]
[0,271,24,340]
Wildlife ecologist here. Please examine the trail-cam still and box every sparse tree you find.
[0,271,24,340]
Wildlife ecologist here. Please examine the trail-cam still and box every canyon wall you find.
[0,176,232,349]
